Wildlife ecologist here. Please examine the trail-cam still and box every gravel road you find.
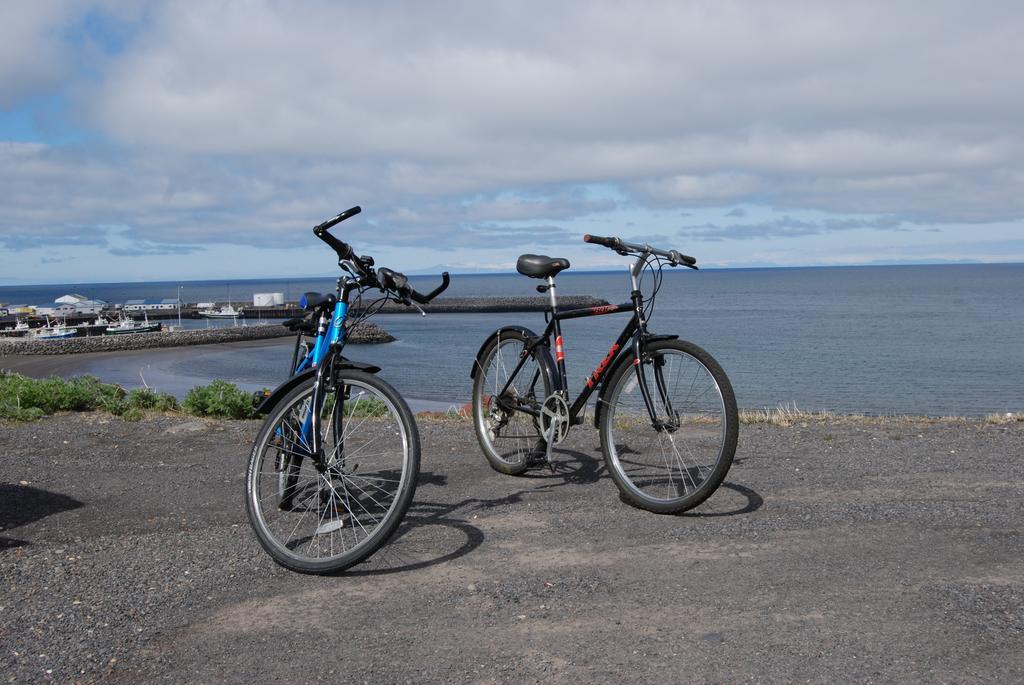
[1,414,1022,683]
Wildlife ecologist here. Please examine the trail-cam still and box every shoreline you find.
[0,336,291,379]
[2,346,1019,420]
[0,321,393,355]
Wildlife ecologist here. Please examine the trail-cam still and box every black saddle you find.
[300,291,336,310]
[516,254,570,279]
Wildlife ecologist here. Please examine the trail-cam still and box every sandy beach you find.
[2,412,1022,682]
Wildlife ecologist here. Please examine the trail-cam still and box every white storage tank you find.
[253,292,285,307]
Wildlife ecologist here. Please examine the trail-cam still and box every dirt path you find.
[1,414,1022,682]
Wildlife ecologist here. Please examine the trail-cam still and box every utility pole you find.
[177,285,182,328]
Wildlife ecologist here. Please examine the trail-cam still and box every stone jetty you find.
[355,295,609,315]
[0,296,611,356]
[10,295,611,323]
[0,322,393,356]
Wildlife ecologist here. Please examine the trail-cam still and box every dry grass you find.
[983,411,1024,424]
[415,401,1022,427]
[416,403,472,422]
[739,403,1022,427]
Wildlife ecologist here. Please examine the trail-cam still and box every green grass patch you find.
[0,370,179,421]
[340,393,390,418]
[182,379,260,420]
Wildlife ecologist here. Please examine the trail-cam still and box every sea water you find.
[2,264,1022,416]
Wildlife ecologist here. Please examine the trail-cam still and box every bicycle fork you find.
[632,336,679,432]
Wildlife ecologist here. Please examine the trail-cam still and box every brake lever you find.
[396,289,425,315]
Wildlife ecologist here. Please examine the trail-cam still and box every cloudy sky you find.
[2,1,1023,284]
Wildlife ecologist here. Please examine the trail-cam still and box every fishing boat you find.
[32,318,78,340]
[197,304,244,319]
[198,285,244,319]
[0,319,31,337]
[103,313,162,335]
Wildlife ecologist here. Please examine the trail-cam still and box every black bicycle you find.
[247,206,449,573]
[470,234,738,514]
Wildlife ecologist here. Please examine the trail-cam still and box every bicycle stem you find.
[628,251,669,430]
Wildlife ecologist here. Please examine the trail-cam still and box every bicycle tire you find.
[599,339,738,514]
[472,329,553,475]
[246,369,420,573]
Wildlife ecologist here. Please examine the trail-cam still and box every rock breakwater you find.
[358,295,610,315]
[0,323,393,356]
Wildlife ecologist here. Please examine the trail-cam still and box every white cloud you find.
[0,2,78,108]
[2,0,1024,271]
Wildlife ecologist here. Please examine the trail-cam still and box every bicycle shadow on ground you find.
[504,448,763,518]
[514,446,607,489]
[0,484,85,550]
[344,471,525,577]
[611,481,764,518]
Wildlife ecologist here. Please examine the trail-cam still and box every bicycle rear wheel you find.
[599,339,738,514]
[472,329,553,475]
[246,369,419,573]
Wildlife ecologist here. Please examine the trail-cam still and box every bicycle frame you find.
[291,297,347,375]
[288,278,363,464]
[494,254,676,429]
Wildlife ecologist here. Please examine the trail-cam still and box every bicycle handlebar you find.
[377,268,451,305]
[313,206,377,275]
[314,206,361,233]
[312,207,452,304]
[410,272,450,304]
[583,234,622,250]
[584,233,697,268]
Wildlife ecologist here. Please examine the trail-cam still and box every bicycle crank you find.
[539,394,571,469]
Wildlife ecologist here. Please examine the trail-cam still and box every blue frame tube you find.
[302,300,348,446]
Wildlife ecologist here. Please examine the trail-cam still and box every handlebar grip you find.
[410,272,450,304]
[313,225,354,260]
[670,250,697,266]
[583,234,620,249]
[314,206,361,232]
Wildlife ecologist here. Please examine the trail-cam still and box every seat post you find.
[546,275,558,309]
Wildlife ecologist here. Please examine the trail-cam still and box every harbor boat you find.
[197,304,244,319]
[32,318,78,340]
[198,284,244,319]
[103,313,162,335]
[0,319,31,337]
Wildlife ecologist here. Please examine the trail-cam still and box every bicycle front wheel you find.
[599,339,738,514]
[246,369,420,573]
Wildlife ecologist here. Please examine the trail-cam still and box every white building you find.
[123,298,178,312]
[253,292,285,307]
[35,295,107,317]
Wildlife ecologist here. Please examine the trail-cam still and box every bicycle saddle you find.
[516,254,571,279]
[300,291,336,310]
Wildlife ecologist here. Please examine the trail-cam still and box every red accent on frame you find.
[555,335,565,362]
[590,304,619,315]
[586,343,620,389]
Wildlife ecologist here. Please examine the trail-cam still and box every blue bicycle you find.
[245,206,449,573]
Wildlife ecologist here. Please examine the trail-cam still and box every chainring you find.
[539,394,571,445]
